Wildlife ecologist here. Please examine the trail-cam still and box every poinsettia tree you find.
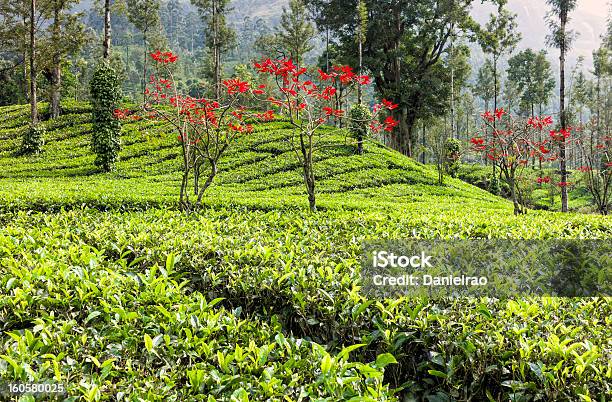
[116,50,267,212]
[253,58,398,211]
[470,110,557,215]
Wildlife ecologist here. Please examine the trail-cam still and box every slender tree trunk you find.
[529,103,536,167]
[392,7,408,155]
[465,106,469,139]
[539,103,543,172]
[450,31,455,139]
[305,163,316,212]
[594,73,600,157]
[509,175,522,215]
[298,132,317,212]
[29,0,38,125]
[22,15,29,101]
[50,3,62,119]
[213,0,221,100]
[103,0,111,59]
[357,6,363,106]
[325,28,329,72]
[142,31,147,103]
[559,14,568,212]
[356,1,364,155]
[484,100,489,166]
[421,120,426,164]
[399,107,409,156]
[195,159,217,206]
[492,56,498,177]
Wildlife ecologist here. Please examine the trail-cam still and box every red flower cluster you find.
[322,107,344,117]
[113,108,129,119]
[254,58,301,78]
[382,99,398,110]
[381,116,397,132]
[536,176,551,184]
[255,110,275,121]
[151,50,178,64]
[254,58,370,90]
[557,181,571,187]
[330,65,367,84]
[527,116,553,129]
[113,108,141,121]
[549,128,571,141]
[228,122,254,133]
[469,137,487,152]
[223,78,250,95]
[470,137,484,145]
[577,166,593,173]
[252,84,266,95]
[481,108,506,122]
[253,57,391,131]
[369,116,399,133]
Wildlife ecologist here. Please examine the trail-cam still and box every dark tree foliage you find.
[90,62,122,171]
[305,0,483,157]
[20,123,46,155]
[507,49,555,117]
[349,103,371,155]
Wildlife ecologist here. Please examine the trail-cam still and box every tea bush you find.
[19,124,46,155]
[90,63,122,172]
[0,103,610,400]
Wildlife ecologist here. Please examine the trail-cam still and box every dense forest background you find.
[1,0,608,108]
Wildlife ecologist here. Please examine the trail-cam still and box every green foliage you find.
[356,0,368,45]
[443,138,460,178]
[488,171,501,195]
[276,0,315,66]
[127,0,161,37]
[507,49,556,114]
[0,208,610,400]
[0,64,26,106]
[307,0,479,154]
[478,6,521,61]
[545,0,579,52]
[190,0,235,53]
[473,60,497,107]
[90,62,122,172]
[0,103,611,400]
[349,103,371,154]
[19,124,46,155]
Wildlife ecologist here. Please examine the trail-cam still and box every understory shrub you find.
[19,124,45,155]
[90,62,122,172]
[349,103,372,155]
[443,138,461,177]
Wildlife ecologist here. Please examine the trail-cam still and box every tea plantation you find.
[0,103,611,401]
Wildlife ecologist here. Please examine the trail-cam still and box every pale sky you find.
[475,0,609,67]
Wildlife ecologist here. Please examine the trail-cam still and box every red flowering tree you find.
[253,58,398,212]
[117,50,266,212]
[471,109,557,215]
[575,125,611,215]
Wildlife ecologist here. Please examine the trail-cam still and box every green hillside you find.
[0,102,505,212]
[1,103,611,400]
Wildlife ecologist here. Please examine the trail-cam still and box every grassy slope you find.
[1,103,611,400]
[0,103,503,212]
